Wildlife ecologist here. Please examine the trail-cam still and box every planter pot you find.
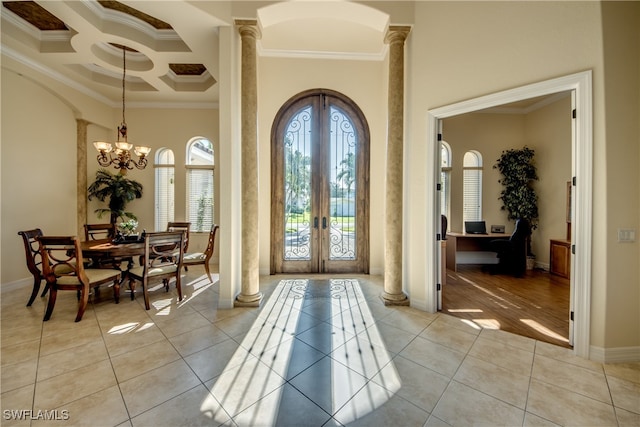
[526,256,535,270]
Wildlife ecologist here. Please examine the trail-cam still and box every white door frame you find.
[426,70,593,358]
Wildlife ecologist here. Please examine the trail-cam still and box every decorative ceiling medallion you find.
[169,64,207,76]
[109,42,139,53]
[2,1,68,31]
[97,0,172,30]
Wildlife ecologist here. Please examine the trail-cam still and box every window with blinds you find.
[186,138,214,232]
[463,150,483,222]
[155,149,175,231]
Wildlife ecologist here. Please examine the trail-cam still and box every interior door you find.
[271,89,369,274]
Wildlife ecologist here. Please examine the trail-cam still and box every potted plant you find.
[494,146,539,267]
[87,169,143,226]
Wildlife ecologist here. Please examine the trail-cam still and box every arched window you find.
[463,150,483,222]
[186,137,214,232]
[155,148,175,231]
[440,141,452,221]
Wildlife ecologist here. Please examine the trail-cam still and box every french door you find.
[271,89,369,274]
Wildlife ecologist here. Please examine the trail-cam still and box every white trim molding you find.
[590,346,640,364]
[426,70,593,360]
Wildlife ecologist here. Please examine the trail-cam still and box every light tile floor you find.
[1,272,638,427]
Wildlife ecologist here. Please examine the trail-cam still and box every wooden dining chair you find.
[18,229,48,306]
[38,236,121,322]
[128,231,184,310]
[166,221,190,252]
[84,223,116,241]
[182,224,219,282]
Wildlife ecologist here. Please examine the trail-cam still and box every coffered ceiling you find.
[1,1,392,108]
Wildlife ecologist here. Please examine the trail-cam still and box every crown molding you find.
[1,43,114,106]
[257,43,388,62]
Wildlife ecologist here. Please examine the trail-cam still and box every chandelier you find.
[94,45,151,174]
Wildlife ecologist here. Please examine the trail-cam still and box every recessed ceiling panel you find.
[2,1,68,30]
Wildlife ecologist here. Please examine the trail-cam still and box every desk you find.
[445,232,511,272]
[80,239,145,271]
[550,239,571,279]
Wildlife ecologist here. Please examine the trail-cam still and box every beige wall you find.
[0,68,219,285]
[1,0,638,356]
[85,108,219,254]
[442,113,526,235]
[442,96,572,267]
[1,70,78,284]
[601,1,640,350]
[405,0,639,351]
[257,56,388,274]
[526,96,573,264]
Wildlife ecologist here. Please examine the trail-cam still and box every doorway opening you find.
[427,71,593,358]
[271,89,370,274]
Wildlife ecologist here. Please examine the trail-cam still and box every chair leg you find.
[204,264,212,282]
[142,279,151,310]
[40,282,50,298]
[113,278,120,304]
[175,276,183,302]
[43,287,57,321]
[27,276,41,307]
[129,279,136,301]
[75,286,90,322]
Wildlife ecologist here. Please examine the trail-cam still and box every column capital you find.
[235,19,261,40]
[384,25,411,45]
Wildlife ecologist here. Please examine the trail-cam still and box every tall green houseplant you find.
[87,169,143,225]
[494,146,539,229]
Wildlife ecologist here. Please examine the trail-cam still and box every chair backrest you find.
[510,218,531,243]
[18,228,44,278]
[167,222,190,252]
[37,236,88,286]
[202,224,219,261]
[441,215,448,240]
[84,223,116,241]
[142,231,185,273]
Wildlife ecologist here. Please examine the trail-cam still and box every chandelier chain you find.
[122,47,126,125]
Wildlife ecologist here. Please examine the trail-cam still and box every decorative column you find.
[77,119,89,239]
[235,20,263,307]
[381,26,411,306]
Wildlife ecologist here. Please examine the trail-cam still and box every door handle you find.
[322,217,327,229]
[313,217,319,229]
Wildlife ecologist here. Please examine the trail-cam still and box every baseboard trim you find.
[410,297,429,312]
[2,278,31,294]
[369,267,383,276]
[590,345,640,363]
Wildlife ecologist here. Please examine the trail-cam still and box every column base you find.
[380,291,410,306]
[234,292,263,307]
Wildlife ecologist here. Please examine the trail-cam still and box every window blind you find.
[155,166,175,230]
[463,151,482,222]
[154,149,175,231]
[463,168,482,221]
[187,168,214,232]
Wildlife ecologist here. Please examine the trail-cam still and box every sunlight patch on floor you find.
[201,278,400,425]
[458,274,520,310]
[520,318,569,343]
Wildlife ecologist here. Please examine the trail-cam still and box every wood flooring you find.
[442,265,572,348]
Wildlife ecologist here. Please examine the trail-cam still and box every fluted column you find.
[77,119,89,239]
[235,20,263,307]
[381,26,411,306]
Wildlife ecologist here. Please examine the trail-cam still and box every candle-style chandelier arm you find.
[93,142,149,171]
[92,45,151,174]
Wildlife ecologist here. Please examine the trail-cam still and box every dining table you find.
[80,238,146,272]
